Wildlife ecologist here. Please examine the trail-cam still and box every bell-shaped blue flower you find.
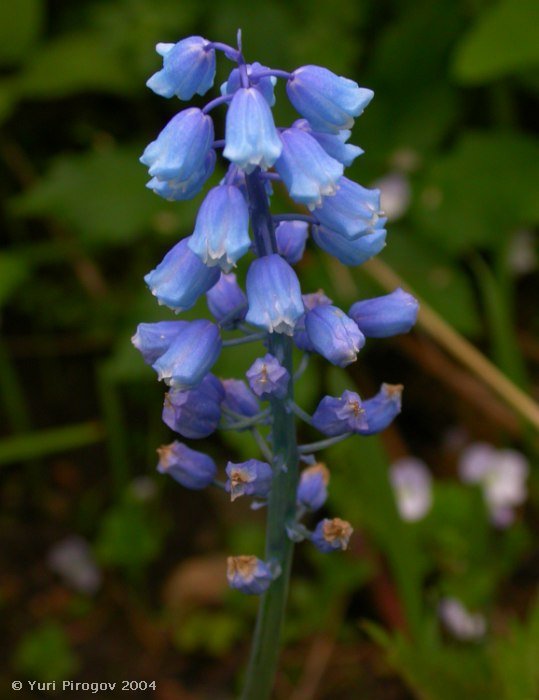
[305,305,365,367]
[152,319,222,389]
[358,383,403,435]
[162,374,225,439]
[246,354,290,400]
[293,290,333,352]
[146,151,216,202]
[314,177,381,239]
[188,185,251,272]
[349,288,419,338]
[311,518,353,553]
[312,390,369,436]
[221,379,260,419]
[275,127,343,209]
[131,321,187,366]
[297,463,329,511]
[147,37,216,100]
[221,62,277,106]
[157,441,216,490]
[223,87,282,172]
[140,108,214,182]
[227,555,278,595]
[206,272,248,328]
[294,119,363,167]
[287,65,374,133]
[245,254,304,335]
[275,221,309,265]
[144,237,220,313]
[312,223,386,266]
[225,459,272,501]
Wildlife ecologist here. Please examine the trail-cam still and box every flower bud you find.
[157,441,216,489]
[348,288,419,338]
[275,221,309,264]
[140,108,214,183]
[162,374,224,439]
[144,237,220,313]
[223,87,282,172]
[359,383,403,435]
[225,459,272,501]
[312,224,386,266]
[152,319,221,389]
[246,354,290,400]
[206,272,248,328]
[188,185,251,272]
[147,37,216,100]
[297,463,330,511]
[311,518,353,553]
[314,177,381,239]
[221,62,277,106]
[287,65,373,133]
[294,119,363,166]
[245,254,304,335]
[275,127,343,209]
[221,379,260,418]
[226,555,278,595]
[305,305,365,367]
[312,390,369,436]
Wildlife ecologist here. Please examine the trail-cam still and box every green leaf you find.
[0,252,30,307]
[11,146,181,246]
[452,0,539,84]
[411,131,539,255]
[17,32,132,98]
[0,0,43,66]
[14,623,78,682]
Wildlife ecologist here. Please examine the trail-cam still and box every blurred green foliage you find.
[1,0,538,697]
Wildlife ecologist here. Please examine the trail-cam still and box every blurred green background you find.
[1,0,538,698]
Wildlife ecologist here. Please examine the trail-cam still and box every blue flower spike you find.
[157,441,217,489]
[138,30,416,647]
[147,37,216,100]
[246,354,290,400]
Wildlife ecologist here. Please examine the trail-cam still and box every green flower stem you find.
[240,171,299,700]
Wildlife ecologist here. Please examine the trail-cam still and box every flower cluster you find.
[133,32,418,595]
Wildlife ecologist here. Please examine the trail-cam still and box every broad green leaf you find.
[452,0,539,84]
[411,131,539,255]
[14,624,78,682]
[17,32,132,98]
[0,0,43,66]
[11,146,182,246]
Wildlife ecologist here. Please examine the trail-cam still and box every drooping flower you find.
[293,290,333,352]
[304,304,365,367]
[275,221,309,265]
[157,441,217,489]
[312,390,369,436]
[188,185,251,272]
[287,65,374,133]
[144,237,220,313]
[356,383,403,435]
[131,321,187,366]
[275,127,343,209]
[140,108,214,183]
[245,254,304,335]
[146,37,216,100]
[227,556,278,594]
[225,459,272,501]
[389,457,432,521]
[313,177,381,239]
[312,223,387,266]
[223,87,282,172]
[311,517,353,553]
[349,288,419,338]
[146,150,216,202]
[221,379,260,419]
[297,463,330,511]
[221,62,277,106]
[162,374,224,439]
[206,272,248,328]
[293,119,363,166]
[150,320,222,389]
[246,354,290,400]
